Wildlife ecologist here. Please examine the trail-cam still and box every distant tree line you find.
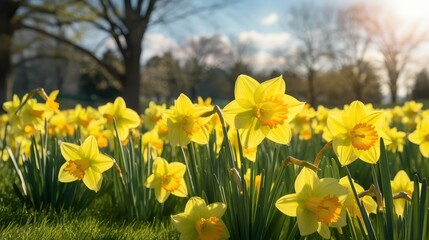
[1,0,429,111]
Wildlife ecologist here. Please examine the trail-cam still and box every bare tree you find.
[334,3,376,101]
[285,2,336,106]
[364,5,428,103]
[1,0,231,112]
[182,35,233,99]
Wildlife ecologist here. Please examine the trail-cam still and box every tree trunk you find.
[0,1,19,108]
[389,71,399,104]
[390,81,398,104]
[0,34,12,107]
[122,37,142,113]
[307,68,317,107]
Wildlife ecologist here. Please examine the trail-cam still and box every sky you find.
[98,0,429,98]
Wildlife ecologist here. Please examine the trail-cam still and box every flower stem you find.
[313,141,332,168]
[371,164,383,211]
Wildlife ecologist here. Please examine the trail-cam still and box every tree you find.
[364,5,428,103]
[0,0,20,106]
[142,52,184,101]
[285,2,336,106]
[182,35,233,100]
[412,69,429,100]
[2,0,231,112]
[334,4,377,101]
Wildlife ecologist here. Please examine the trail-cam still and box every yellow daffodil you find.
[45,90,60,112]
[338,177,377,219]
[141,129,164,162]
[291,103,316,140]
[384,126,406,153]
[391,170,415,217]
[222,75,304,148]
[408,117,429,158]
[162,93,212,147]
[327,100,388,166]
[275,168,348,239]
[49,111,75,138]
[197,96,212,106]
[401,100,422,129]
[228,127,257,165]
[59,136,114,192]
[142,101,165,130]
[244,168,261,192]
[144,157,187,203]
[171,197,230,240]
[98,97,140,141]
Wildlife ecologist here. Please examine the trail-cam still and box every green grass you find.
[0,186,178,240]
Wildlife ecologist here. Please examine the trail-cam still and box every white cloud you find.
[243,51,286,72]
[238,31,290,50]
[261,13,278,26]
[142,33,179,62]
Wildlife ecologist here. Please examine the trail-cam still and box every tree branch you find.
[19,23,125,82]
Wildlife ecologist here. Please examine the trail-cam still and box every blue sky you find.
[94,0,429,97]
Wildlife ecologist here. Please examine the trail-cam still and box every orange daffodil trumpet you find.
[327,100,389,166]
[275,168,349,239]
[59,136,114,192]
[144,157,188,203]
[162,93,213,147]
[222,75,305,148]
[171,197,230,240]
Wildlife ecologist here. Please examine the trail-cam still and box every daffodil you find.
[141,129,163,162]
[59,136,114,192]
[45,90,60,112]
[98,97,141,141]
[384,126,406,153]
[391,170,415,217]
[222,75,304,148]
[142,101,165,130]
[275,168,348,239]
[408,117,429,158]
[228,127,257,164]
[144,157,187,203]
[171,197,230,240]
[338,177,377,219]
[327,100,388,166]
[291,103,316,140]
[401,100,422,129]
[244,168,261,192]
[162,93,212,147]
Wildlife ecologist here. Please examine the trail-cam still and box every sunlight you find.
[390,0,429,21]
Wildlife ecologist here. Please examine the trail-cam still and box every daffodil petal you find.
[317,222,331,239]
[81,136,99,160]
[333,139,358,166]
[266,124,292,145]
[295,168,318,194]
[357,143,380,164]
[420,141,429,158]
[172,180,188,197]
[60,142,80,161]
[58,163,76,183]
[82,168,102,192]
[92,153,114,173]
[206,202,227,219]
[275,193,298,217]
[235,74,259,103]
[297,206,318,236]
